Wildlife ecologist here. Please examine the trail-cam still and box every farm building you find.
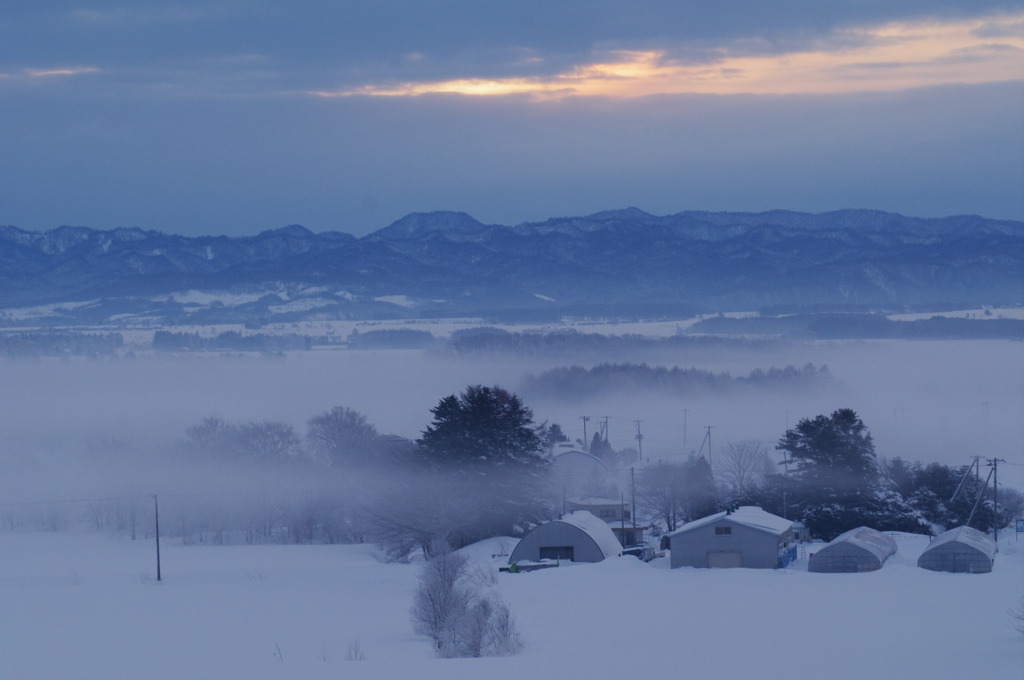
[551,446,612,499]
[668,506,796,569]
[808,526,897,573]
[509,511,622,564]
[917,526,996,574]
[567,497,646,548]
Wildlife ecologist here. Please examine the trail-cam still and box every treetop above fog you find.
[417,385,548,472]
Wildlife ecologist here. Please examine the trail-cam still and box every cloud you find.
[0,66,99,80]
[66,4,232,27]
[309,14,1024,100]
[24,67,100,77]
[1,2,1021,234]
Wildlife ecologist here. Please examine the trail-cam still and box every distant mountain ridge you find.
[1,209,1021,326]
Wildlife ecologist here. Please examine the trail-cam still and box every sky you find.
[2,1,1022,237]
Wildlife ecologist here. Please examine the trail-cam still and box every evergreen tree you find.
[776,408,880,539]
[538,422,568,448]
[415,385,551,543]
[418,385,547,472]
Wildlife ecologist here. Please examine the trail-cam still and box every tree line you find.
[7,391,1018,555]
[521,362,834,400]
[0,331,124,357]
[153,330,312,352]
[169,400,1024,548]
[634,409,1022,541]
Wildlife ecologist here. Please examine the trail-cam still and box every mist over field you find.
[2,335,1020,505]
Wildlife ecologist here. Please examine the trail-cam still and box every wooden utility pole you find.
[633,420,644,462]
[630,467,637,537]
[966,467,995,529]
[580,416,590,449]
[989,458,1006,547]
[705,426,713,473]
[153,494,162,582]
[951,456,981,502]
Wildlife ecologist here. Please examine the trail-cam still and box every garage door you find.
[707,551,742,568]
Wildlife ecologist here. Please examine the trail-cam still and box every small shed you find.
[917,526,996,574]
[509,511,622,564]
[808,526,896,573]
[668,506,795,569]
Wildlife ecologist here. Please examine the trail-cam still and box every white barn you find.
[668,506,795,569]
[509,511,622,564]
[808,526,897,573]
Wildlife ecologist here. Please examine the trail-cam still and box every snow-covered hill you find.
[2,208,1021,325]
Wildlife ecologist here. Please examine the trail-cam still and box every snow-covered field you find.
[1,530,1020,680]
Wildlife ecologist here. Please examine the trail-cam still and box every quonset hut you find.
[917,526,996,574]
[509,511,622,564]
[808,526,897,573]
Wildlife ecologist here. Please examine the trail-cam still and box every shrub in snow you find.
[410,541,524,658]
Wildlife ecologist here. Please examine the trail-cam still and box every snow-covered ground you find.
[1,530,1020,679]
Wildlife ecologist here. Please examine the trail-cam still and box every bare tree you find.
[718,440,773,496]
[636,457,718,532]
[411,541,471,655]
[1012,597,1024,635]
[183,416,238,457]
[410,540,524,658]
[235,420,302,461]
[306,406,379,468]
[636,461,690,532]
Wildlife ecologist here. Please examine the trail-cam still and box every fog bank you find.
[1,339,1021,502]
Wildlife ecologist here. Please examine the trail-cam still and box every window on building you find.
[715,526,732,535]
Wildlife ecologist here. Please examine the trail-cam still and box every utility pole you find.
[705,426,713,473]
[631,467,637,538]
[951,456,981,502]
[989,458,1006,547]
[966,466,995,529]
[153,494,162,582]
[620,490,626,539]
[682,409,689,453]
[580,416,590,450]
[633,420,644,462]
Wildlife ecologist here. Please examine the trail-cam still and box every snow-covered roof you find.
[824,526,897,561]
[555,511,623,558]
[553,449,608,467]
[925,526,996,558]
[670,506,794,537]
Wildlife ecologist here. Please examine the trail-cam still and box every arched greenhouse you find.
[917,526,995,574]
[509,511,622,564]
[808,526,896,573]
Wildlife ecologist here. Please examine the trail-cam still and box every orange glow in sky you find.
[23,67,99,78]
[311,14,1024,100]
